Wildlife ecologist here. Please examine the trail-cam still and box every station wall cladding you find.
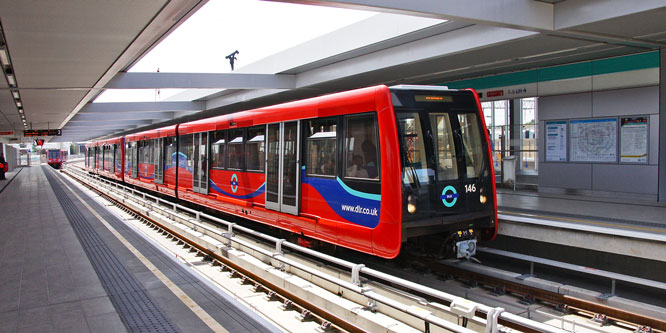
[446,51,660,200]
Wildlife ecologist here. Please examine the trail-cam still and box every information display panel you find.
[620,116,648,163]
[24,129,62,137]
[545,120,567,162]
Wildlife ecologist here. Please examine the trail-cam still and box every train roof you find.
[126,124,178,142]
[179,85,391,135]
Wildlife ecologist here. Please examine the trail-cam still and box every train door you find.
[155,138,165,184]
[192,132,209,194]
[265,121,300,215]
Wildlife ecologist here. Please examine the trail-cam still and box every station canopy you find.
[0,0,664,143]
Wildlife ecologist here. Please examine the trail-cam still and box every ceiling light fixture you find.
[0,48,8,66]
[1,20,25,134]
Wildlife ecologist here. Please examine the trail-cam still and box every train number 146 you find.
[465,184,477,193]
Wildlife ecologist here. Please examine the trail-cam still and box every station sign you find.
[23,129,62,137]
[478,83,537,101]
[0,131,14,136]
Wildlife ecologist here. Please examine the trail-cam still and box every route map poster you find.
[545,121,567,162]
[620,116,648,163]
[569,118,617,163]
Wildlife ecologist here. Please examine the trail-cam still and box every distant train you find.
[85,85,497,259]
[46,149,68,169]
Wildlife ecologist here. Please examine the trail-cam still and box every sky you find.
[94,0,375,103]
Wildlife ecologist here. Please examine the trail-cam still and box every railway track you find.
[390,254,665,332]
[60,165,663,332]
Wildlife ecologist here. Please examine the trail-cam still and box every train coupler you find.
[454,229,477,259]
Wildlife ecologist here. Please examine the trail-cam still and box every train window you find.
[138,141,144,165]
[398,113,431,186]
[152,139,160,166]
[211,130,225,169]
[114,144,121,173]
[125,142,131,175]
[457,113,485,178]
[179,134,194,170]
[139,140,152,166]
[430,114,458,180]
[344,114,379,180]
[95,147,102,169]
[246,126,265,172]
[305,117,337,177]
[104,145,111,171]
[164,136,177,170]
[227,129,244,170]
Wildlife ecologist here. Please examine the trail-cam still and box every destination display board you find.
[23,129,62,137]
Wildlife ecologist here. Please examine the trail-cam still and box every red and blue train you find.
[46,149,68,169]
[85,85,497,259]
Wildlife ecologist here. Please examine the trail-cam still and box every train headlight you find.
[480,194,487,204]
[407,194,416,214]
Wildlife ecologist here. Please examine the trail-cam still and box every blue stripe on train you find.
[208,180,266,200]
[301,170,381,228]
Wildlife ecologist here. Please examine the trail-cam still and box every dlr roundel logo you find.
[230,174,239,193]
[440,186,459,208]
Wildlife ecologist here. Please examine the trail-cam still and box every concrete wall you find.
[538,86,659,200]
[1,144,19,171]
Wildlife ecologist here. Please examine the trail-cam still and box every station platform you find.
[497,187,666,234]
[0,165,279,332]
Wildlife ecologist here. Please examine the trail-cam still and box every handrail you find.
[499,213,666,243]
[478,247,666,298]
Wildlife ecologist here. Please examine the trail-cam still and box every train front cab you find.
[389,86,497,258]
[46,149,63,169]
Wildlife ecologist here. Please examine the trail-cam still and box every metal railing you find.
[479,247,666,300]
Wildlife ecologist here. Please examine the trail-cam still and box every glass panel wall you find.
[520,98,537,175]
[482,97,538,185]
